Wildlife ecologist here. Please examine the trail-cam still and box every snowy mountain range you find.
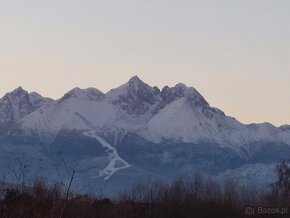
[0,76,289,195]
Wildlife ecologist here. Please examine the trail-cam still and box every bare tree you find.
[58,154,77,218]
[0,165,9,187]
[59,155,76,200]
[7,158,29,191]
[269,159,290,204]
[56,153,77,199]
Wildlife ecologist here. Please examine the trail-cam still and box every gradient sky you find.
[0,0,289,126]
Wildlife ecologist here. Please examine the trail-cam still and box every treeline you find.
[0,160,290,218]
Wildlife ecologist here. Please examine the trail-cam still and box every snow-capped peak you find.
[105,76,160,114]
[127,75,147,89]
[161,83,209,108]
[0,87,51,126]
[60,87,104,102]
[4,86,27,98]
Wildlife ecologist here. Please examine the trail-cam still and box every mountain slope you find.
[0,76,289,194]
[20,88,118,142]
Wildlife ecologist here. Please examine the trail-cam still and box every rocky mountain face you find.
[0,76,289,196]
[106,76,161,115]
[0,87,52,129]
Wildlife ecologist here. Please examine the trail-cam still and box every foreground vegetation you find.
[0,161,290,218]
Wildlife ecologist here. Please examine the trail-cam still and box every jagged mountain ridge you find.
[0,76,289,195]
[12,76,290,150]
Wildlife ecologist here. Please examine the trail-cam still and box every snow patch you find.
[83,131,130,180]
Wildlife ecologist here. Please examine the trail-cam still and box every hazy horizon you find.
[1,0,289,126]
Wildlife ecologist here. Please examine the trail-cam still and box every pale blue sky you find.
[0,0,290,125]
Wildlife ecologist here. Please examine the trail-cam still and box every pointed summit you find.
[0,87,33,125]
[128,75,142,83]
[0,87,53,126]
[2,86,30,102]
[5,86,28,97]
[106,75,160,114]
[126,75,149,91]
[106,75,152,98]
[14,86,24,92]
